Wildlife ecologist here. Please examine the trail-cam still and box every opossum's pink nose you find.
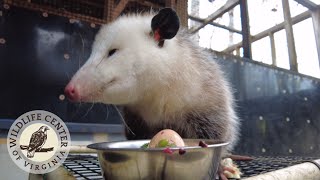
[64,84,80,102]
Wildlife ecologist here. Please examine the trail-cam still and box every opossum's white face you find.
[65,11,180,105]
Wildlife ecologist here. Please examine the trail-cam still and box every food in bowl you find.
[87,139,229,180]
[140,129,242,179]
[141,129,185,148]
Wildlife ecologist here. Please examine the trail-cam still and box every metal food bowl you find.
[87,139,228,180]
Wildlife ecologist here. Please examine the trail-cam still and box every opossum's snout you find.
[64,83,80,102]
[64,66,102,103]
[64,61,137,105]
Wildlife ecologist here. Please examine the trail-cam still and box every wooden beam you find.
[104,0,114,23]
[269,33,277,66]
[165,0,175,8]
[253,11,310,42]
[223,11,311,53]
[239,0,251,59]
[7,0,106,24]
[190,0,239,33]
[311,8,320,69]
[176,0,188,27]
[77,0,104,8]
[188,15,242,34]
[282,0,298,71]
[132,0,162,8]
[293,0,318,10]
[112,0,129,19]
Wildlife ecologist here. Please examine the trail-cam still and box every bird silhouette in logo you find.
[26,126,50,158]
[19,125,54,158]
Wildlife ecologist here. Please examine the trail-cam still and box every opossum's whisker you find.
[105,105,110,121]
[94,40,108,68]
[112,104,135,135]
[70,103,82,120]
[79,32,85,70]
[96,53,108,68]
[83,103,95,117]
[64,71,71,79]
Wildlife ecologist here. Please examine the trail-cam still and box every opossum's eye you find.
[108,49,117,57]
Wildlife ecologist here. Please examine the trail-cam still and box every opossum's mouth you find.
[107,78,117,87]
[80,78,117,102]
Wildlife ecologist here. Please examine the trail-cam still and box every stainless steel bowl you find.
[88,139,228,180]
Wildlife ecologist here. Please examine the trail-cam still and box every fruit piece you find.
[158,139,169,147]
[149,129,185,148]
[199,140,208,147]
[178,148,186,155]
[163,148,174,154]
[140,143,149,148]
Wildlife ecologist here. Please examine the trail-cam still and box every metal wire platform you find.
[63,154,319,180]
[234,156,318,178]
[64,155,103,180]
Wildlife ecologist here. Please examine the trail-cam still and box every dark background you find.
[0,6,121,126]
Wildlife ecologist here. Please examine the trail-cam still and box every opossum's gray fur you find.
[121,28,240,150]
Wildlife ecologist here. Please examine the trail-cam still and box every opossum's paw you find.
[219,158,242,180]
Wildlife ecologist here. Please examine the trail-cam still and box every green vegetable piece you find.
[157,139,169,147]
[141,143,149,148]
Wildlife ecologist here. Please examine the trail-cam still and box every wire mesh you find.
[63,154,319,180]
[3,0,173,24]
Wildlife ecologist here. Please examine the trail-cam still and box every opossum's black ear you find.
[151,8,180,43]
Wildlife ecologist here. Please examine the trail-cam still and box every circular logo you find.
[7,110,71,174]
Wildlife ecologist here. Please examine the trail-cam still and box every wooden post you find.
[311,8,320,69]
[165,0,175,8]
[104,0,114,23]
[269,33,277,66]
[239,0,251,59]
[282,0,298,71]
[176,0,188,27]
[112,0,129,20]
[190,0,239,33]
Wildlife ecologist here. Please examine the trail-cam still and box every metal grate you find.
[64,155,103,180]
[63,154,319,180]
[3,0,168,24]
[3,0,187,25]
[30,0,105,19]
[234,156,318,178]
[4,0,107,24]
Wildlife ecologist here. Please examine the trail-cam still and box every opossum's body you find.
[122,29,239,148]
[65,9,239,150]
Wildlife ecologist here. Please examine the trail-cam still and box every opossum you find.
[64,8,240,151]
